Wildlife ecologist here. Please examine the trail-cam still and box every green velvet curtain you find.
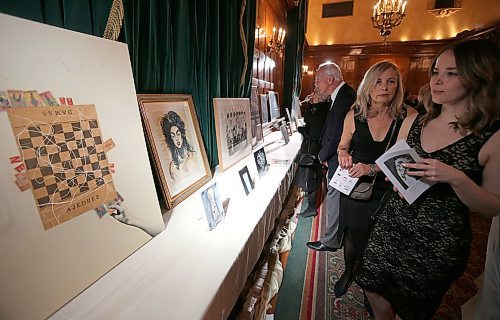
[283,0,308,110]
[122,0,256,167]
[0,0,112,36]
[0,0,257,168]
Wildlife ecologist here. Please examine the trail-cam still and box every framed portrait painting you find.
[213,98,253,171]
[137,94,211,209]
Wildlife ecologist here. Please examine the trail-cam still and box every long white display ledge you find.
[51,132,301,320]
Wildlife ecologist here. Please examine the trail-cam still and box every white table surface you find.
[51,132,301,320]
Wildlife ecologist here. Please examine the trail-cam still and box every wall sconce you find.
[426,0,461,18]
[302,65,309,76]
[267,27,286,53]
[255,26,266,45]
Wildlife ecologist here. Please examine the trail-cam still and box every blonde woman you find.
[335,61,408,300]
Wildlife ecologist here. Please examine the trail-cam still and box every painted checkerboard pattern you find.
[8,105,116,230]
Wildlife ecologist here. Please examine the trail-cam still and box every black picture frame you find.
[238,166,254,195]
[253,147,269,177]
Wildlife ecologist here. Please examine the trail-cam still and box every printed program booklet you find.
[329,165,359,196]
[375,139,435,204]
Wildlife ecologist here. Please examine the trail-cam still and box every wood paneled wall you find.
[300,23,500,100]
[253,0,294,101]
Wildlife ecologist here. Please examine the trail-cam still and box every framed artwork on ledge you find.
[213,97,252,171]
[239,165,254,195]
[201,182,225,230]
[138,94,211,209]
[250,86,264,148]
[268,91,280,120]
[254,147,269,177]
[280,123,290,144]
[259,93,269,124]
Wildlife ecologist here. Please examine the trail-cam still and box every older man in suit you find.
[305,62,356,252]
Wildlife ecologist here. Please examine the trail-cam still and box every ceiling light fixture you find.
[371,0,407,42]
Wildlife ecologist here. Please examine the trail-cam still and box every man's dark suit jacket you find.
[318,83,356,179]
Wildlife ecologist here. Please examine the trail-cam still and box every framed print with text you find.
[138,94,211,209]
[213,98,252,171]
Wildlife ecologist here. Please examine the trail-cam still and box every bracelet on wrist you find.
[368,164,377,176]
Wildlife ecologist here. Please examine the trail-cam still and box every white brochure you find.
[329,165,359,196]
[375,139,435,204]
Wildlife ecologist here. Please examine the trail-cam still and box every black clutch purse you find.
[296,153,317,166]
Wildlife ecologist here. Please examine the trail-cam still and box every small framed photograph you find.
[280,123,290,144]
[250,86,264,148]
[137,94,212,209]
[201,183,225,230]
[268,91,280,120]
[259,94,269,124]
[239,165,254,195]
[291,95,302,119]
[213,98,253,171]
[253,147,269,177]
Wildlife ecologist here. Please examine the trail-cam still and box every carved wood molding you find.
[305,22,500,59]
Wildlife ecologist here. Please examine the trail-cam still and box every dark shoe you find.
[298,206,317,218]
[334,270,353,297]
[364,292,374,317]
[306,241,337,252]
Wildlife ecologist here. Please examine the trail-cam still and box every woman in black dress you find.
[294,89,331,216]
[356,39,500,319]
[335,61,408,297]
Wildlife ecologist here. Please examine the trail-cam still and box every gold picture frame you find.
[137,94,211,209]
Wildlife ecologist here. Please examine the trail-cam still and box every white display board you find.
[0,13,165,320]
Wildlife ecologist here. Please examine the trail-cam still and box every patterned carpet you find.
[299,193,371,320]
[299,191,491,320]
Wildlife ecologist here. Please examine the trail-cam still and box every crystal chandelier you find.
[371,0,408,42]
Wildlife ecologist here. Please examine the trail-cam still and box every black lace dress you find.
[355,117,500,319]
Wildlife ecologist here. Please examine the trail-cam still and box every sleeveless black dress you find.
[355,117,500,319]
[338,111,403,258]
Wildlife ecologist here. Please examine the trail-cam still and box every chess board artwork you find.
[7,104,116,230]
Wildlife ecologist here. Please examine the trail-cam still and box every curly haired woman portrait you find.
[161,111,197,182]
